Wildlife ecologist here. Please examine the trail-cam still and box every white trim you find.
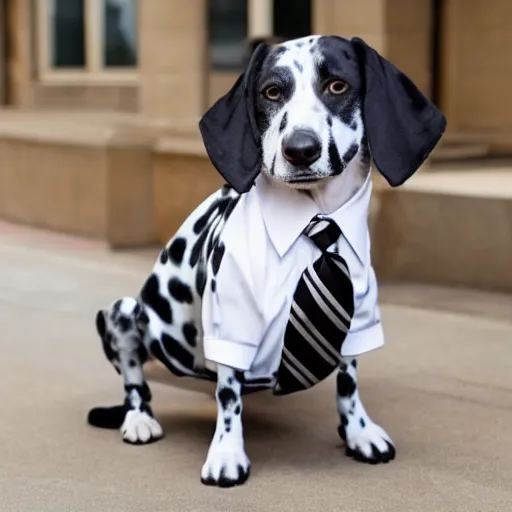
[35,0,138,85]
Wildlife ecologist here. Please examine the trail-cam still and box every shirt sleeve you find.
[202,246,265,372]
[341,263,385,357]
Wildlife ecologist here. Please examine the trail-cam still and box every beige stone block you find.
[207,72,238,107]
[385,0,431,32]
[0,112,158,247]
[139,0,205,30]
[140,28,203,74]
[140,73,204,120]
[314,0,385,39]
[153,142,225,245]
[106,140,157,247]
[372,171,512,293]
[0,139,107,237]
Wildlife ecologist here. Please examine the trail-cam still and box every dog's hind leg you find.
[336,358,396,464]
[88,297,164,445]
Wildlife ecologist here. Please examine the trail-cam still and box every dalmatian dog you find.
[88,35,446,487]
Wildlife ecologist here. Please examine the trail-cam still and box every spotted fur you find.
[88,35,400,488]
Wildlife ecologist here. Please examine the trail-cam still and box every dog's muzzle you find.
[282,129,322,167]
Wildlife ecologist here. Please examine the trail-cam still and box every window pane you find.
[273,0,311,40]
[209,0,248,71]
[49,0,85,68]
[103,0,138,67]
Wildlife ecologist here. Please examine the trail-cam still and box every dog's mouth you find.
[285,173,321,184]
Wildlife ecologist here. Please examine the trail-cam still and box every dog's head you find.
[199,35,446,194]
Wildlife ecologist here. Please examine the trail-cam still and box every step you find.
[371,168,512,293]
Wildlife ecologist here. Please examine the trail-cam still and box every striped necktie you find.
[274,215,355,395]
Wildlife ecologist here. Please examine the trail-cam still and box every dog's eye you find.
[326,80,349,95]
[263,85,282,101]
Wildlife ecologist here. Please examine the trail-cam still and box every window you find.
[208,0,248,71]
[36,0,138,84]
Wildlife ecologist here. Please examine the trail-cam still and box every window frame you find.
[35,0,138,86]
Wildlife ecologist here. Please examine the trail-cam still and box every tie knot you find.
[304,216,341,251]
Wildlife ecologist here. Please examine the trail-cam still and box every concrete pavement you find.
[0,221,511,512]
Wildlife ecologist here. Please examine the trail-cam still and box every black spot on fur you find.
[218,387,237,410]
[221,184,232,196]
[328,138,343,173]
[327,115,333,127]
[274,46,287,56]
[211,242,225,276]
[224,418,231,429]
[101,333,118,368]
[195,264,207,297]
[351,360,358,369]
[139,401,154,417]
[296,42,303,48]
[137,343,149,364]
[279,112,288,133]
[337,372,357,397]
[111,299,122,319]
[341,414,349,427]
[118,315,132,333]
[160,333,194,369]
[168,238,187,266]
[234,371,245,384]
[140,274,172,324]
[294,60,303,72]
[234,405,241,415]
[308,38,314,44]
[270,154,276,176]
[125,383,151,403]
[182,322,197,347]
[227,377,234,385]
[159,249,168,264]
[137,308,149,326]
[168,277,193,304]
[128,359,137,368]
[350,120,357,131]
[360,417,366,428]
[342,143,359,165]
[150,340,188,377]
[96,310,106,338]
[360,133,371,165]
[192,198,230,235]
[211,279,216,293]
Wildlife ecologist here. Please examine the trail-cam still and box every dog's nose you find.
[282,130,322,166]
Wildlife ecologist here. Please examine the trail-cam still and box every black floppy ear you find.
[199,43,270,194]
[351,37,447,187]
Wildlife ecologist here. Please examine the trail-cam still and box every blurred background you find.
[0,0,511,291]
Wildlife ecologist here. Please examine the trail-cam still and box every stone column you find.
[138,0,207,124]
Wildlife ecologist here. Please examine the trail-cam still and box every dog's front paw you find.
[339,418,396,464]
[200,436,251,488]
[121,409,164,445]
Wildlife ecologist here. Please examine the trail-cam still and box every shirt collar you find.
[256,169,373,264]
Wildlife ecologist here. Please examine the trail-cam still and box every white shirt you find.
[201,168,384,380]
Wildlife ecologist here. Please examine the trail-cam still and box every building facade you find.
[0,0,510,247]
